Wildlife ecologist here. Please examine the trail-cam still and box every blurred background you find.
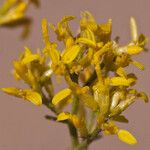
[0,0,150,149]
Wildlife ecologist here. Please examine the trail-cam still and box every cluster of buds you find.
[1,11,148,148]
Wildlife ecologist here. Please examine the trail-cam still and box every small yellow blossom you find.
[1,87,42,106]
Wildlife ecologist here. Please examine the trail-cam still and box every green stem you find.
[88,111,95,133]
[68,122,79,150]
[72,95,79,114]
[78,140,88,150]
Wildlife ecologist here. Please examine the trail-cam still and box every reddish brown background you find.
[0,0,150,149]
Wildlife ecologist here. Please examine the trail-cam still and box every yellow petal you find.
[65,37,74,48]
[130,17,138,42]
[80,11,98,31]
[99,19,112,35]
[81,28,95,42]
[79,94,98,111]
[42,18,50,45]
[117,129,137,145]
[1,87,20,97]
[116,67,126,77]
[71,115,81,128]
[13,61,27,80]
[45,44,60,65]
[62,45,81,64]
[13,70,21,80]
[52,88,72,105]
[14,2,27,13]
[21,48,39,64]
[42,20,60,64]
[1,87,42,106]
[126,45,143,55]
[24,90,42,106]
[110,77,135,86]
[22,54,39,64]
[57,112,71,121]
[130,60,145,70]
[76,38,96,48]
[61,16,75,23]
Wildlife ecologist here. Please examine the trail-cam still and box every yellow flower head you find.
[1,11,148,147]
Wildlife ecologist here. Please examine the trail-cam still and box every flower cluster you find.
[1,11,148,148]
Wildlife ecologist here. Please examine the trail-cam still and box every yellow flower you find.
[1,87,42,106]
[1,11,148,147]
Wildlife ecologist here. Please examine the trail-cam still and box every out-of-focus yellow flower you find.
[0,0,28,25]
